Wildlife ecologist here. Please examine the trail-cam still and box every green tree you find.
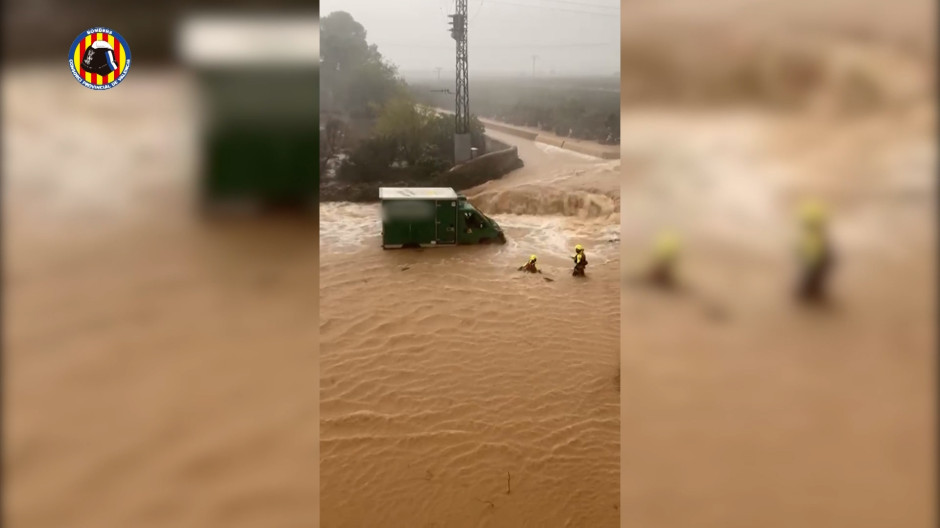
[469,116,486,152]
[320,11,405,118]
[340,135,398,182]
[319,12,372,75]
[323,117,347,161]
[374,98,436,165]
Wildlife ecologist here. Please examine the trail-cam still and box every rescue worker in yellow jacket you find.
[518,254,542,274]
[647,230,680,287]
[796,200,835,303]
[572,244,588,275]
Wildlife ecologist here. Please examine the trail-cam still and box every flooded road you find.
[614,18,935,525]
[618,104,934,528]
[319,135,621,527]
[4,68,320,528]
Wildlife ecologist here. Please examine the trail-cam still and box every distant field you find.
[410,75,620,142]
[411,75,619,111]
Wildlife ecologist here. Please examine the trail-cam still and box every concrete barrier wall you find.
[438,144,523,191]
[561,141,621,160]
[484,135,512,153]
[532,133,619,159]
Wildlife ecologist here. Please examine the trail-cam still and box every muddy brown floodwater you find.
[616,1,935,519]
[4,68,319,528]
[319,130,621,527]
[619,109,934,528]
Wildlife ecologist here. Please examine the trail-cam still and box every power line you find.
[486,0,617,16]
[493,41,618,49]
[471,0,486,21]
[472,0,618,22]
[538,0,618,10]
[381,41,618,49]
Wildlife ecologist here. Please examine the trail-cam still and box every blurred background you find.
[3,0,936,527]
[618,0,935,527]
[3,2,320,527]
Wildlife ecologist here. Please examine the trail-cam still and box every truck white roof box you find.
[178,14,319,67]
[379,187,459,200]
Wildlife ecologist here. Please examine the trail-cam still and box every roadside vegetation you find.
[320,11,487,191]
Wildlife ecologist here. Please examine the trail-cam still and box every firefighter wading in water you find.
[796,200,835,303]
[518,254,542,274]
[572,244,588,276]
[646,231,679,288]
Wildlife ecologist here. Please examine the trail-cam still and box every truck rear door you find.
[435,199,458,245]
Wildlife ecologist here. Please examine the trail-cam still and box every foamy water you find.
[320,203,618,266]
[619,113,794,257]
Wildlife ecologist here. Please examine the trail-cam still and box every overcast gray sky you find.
[320,0,620,79]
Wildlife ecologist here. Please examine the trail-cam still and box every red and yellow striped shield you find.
[69,28,131,89]
[73,32,127,85]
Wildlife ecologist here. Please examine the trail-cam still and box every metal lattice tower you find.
[449,0,471,161]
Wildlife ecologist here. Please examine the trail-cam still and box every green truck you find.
[180,15,319,211]
[380,187,506,249]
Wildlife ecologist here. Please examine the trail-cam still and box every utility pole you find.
[448,0,471,163]
[435,66,442,81]
[531,55,538,77]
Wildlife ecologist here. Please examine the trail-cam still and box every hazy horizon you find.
[320,0,620,78]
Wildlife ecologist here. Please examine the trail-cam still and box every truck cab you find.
[380,187,505,249]
[456,196,505,245]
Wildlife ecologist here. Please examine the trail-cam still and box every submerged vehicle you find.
[380,187,506,249]
[181,15,319,211]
